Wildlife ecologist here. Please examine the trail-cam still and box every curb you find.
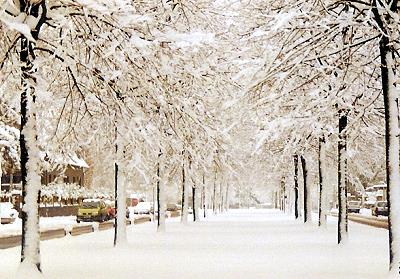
[0,216,152,249]
[331,213,388,229]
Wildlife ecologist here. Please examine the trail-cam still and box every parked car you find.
[133,202,152,214]
[347,201,361,214]
[77,199,108,223]
[165,203,182,218]
[364,200,376,209]
[105,200,116,220]
[1,202,18,224]
[166,203,180,212]
[151,204,169,219]
[372,201,388,217]
[104,200,130,220]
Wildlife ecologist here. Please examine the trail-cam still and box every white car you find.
[347,201,361,214]
[1,202,18,224]
[133,202,153,214]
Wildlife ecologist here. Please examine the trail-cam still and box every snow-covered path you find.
[0,209,389,279]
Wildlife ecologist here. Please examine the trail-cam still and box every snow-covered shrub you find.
[40,183,113,206]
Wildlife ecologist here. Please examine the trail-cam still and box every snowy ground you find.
[0,209,389,279]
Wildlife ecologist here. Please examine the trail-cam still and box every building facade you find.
[1,155,89,193]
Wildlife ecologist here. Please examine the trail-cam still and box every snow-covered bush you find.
[40,182,113,206]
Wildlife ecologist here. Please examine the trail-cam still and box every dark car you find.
[372,201,388,217]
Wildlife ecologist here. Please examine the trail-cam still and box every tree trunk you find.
[113,161,118,244]
[338,111,348,243]
[157,151,166,232]
[157,160,161,227]
[0,151,2,189]
[300,155,311,224]
[113,131,118,246]
[202,173,206,218]
[274,190,278,209]
[225,181,230,211]
[213,170,217,214]
[19,8,43,272]
[10,170,14,191]
[318,136,327,227]
[20,54,42,271]
[219,181,223,212]
[116,173,127,244]
[294,154,299,219]
[113,129,127,245]
[238,184,241,208]
[181,157,189,224]
[281,177,286,212]
[152,179,156,222]
[192,185,197,222]
[372,1,400,270]
[382,47,400,274]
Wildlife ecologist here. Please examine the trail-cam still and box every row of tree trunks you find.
[180,165,227,221]
[290,154,311,224]
[213,175,230,213]
[289,147,328,226]
[287,2,400,273]
[181,153,203,223]
[289,121,344,233]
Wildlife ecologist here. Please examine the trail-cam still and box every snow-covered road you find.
[0,209,389,279]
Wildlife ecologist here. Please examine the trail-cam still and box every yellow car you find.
[77,199,108,223]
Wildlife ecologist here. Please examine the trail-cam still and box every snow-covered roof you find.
[65,154,89,169]
[41,152,89,169]
[372,184,387,189]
